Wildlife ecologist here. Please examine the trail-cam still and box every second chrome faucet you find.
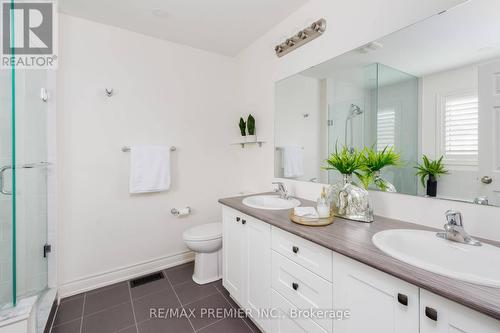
[436,210,481,246]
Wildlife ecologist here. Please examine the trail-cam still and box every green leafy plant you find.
[239,117,246,136]
[247,114,255,135]
[358,146,401,189]
[415,155,449,187]
[323,145,364,175]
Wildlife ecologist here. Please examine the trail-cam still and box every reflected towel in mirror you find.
[283,145,304,178]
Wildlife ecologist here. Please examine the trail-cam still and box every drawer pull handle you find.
[425,307,438,321]
[292,246,299,254]
[292,282,299,291]
[236,217,240,222]
[397,293,408,306]
[242,219,247,225]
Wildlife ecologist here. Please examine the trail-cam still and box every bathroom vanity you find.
[219,194,500,333]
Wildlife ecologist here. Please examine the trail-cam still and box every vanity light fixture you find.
[151,9,169,19]
[356,41,383,54]
[274,18,326,57]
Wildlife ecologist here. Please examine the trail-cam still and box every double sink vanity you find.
[220,1,500,332]
[219,193,500,333]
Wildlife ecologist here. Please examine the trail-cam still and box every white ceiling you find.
[58,0,309,56]
[302,0,500,81]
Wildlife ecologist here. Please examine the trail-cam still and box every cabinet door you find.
[332,253,419,333]
[420,289,500,333]
[271,290,328,333]
[244,217,271,332]
[222,208,245,305]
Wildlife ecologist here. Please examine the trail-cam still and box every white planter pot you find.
[246,135,256,142]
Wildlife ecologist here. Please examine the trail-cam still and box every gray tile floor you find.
[49,262,261,333]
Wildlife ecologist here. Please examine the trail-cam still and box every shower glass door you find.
[0,68,49,309]
[14,69,49,301]
[0,68,15,308]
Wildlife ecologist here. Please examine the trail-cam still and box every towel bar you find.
[122,146,176,152]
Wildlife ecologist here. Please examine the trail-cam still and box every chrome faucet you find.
[273,182,290,200]
[436,210,481,246]
[473,196,489,205]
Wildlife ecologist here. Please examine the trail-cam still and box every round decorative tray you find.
[290,213,334,227]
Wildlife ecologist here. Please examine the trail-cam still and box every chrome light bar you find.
[275,18,326,57]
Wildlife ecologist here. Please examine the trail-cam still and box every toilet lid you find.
[183,222,222,241]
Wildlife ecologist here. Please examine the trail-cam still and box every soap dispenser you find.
[317,187,331,218]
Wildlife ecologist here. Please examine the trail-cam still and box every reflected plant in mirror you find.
[359,146,400,192]
[415,155,449,197]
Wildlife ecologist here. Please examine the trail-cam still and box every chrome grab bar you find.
[0,162,50,195]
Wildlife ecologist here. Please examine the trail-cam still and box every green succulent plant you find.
[247,114,255,135]
[323,145,364,176]
[239,117,246,136]
[415,155,449,187]
[358,146,401,189]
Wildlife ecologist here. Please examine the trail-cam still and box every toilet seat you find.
[183,222,222,242]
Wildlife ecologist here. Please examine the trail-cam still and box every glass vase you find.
[329,174,374,223]
[372,171,397,192]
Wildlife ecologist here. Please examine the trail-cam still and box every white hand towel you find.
[283,146,304,178]
[294,207,319,218]
[129,145,170,194]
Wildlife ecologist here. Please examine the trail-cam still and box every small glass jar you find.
[317,197,330,218]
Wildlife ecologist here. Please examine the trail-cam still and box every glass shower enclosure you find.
[0,65,50,309]
[327,63,419,195]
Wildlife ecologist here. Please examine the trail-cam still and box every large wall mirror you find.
[275,0,500,207]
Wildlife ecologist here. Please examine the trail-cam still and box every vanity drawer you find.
[271,227,333,281]
[271,289,329,333]
[272,251,333,333]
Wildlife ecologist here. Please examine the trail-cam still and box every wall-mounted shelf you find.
[232,141,266,148]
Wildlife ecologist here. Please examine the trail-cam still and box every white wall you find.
[232,0,500,242]
[57,15,238,296]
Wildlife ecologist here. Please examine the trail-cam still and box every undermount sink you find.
[242,195,301,210]
[373,229,500,287]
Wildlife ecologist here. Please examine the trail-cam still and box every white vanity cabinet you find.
[420,290,500,333]
[222,206,500,333]
[332,252,419,333]
[222,207,245,303]
[222,207,271,332]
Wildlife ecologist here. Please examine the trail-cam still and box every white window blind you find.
[377,108,396,151]
[442,92,479,164]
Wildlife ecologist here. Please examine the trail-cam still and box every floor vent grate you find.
[129,272,165,288]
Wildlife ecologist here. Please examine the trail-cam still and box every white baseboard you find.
[58,251,194,299]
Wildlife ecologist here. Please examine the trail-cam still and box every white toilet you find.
[182,222,222,284]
